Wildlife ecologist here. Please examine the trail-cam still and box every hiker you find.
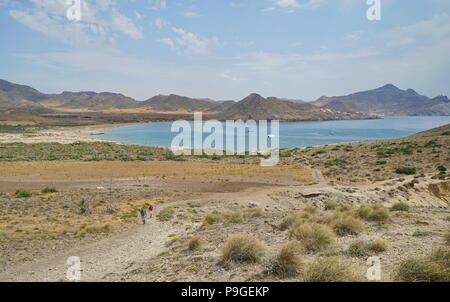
[139,208,147,225]
[148,205,154,219]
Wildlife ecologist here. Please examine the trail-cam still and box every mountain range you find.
[0,79,449,123]
[313,84,450,116]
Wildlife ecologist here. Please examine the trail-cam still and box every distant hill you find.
[42,91,141,110]
[142,94,219,112]
[0,80,51,113]
[215,93,376,121]
[207,101,236,112]
[313,84,450,116]
[1,79,448,122]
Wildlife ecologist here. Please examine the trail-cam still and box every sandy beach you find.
[0,124,125,144]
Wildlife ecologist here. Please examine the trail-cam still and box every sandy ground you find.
[0,124,120,144]
[0,159,447,282]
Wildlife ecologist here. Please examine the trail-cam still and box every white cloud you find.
[183,11,199,17]
[268,0,327,11]
[384,13,450,47]
[9,0,143,47]
[159,27,219,55]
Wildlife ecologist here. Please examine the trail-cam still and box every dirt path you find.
[0,186,281,282]
[0,208,177,282]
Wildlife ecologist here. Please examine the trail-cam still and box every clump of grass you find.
[204,210,246,225]
[243,207,264,218]
[348,240,387,257]
[15,189,32,198]
[303,257,361,282]
[391,202,410,212]
[329,214,364,236]
[366,240,387,253]
[303,206,318,214]
[413,230,429,237]
[445,230,450,245]
[85,224,111,234]
[324,201,338,211]
[348,241,368,257]
[394,248,450,282]
[41,187,58,194]
[188,235,202,251]
[79,199,91,215]
[336,205,353,213]
[356,205,390,222]
[221,233,266,263]
[204,212,223,225]
[157,207,175,221]
[266,241,303,278]
[289,223,336,252]
[223,211,243,224]
[279,211,310,231]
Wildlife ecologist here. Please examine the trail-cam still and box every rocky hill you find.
[141,94,219,112]
[215,93,376,121]
[313,84,450,116]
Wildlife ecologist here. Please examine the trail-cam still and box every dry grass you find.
[394,247,450,282]
[289,223,336,252]
[356,205,390,222]
[391,202,410,212]
[445,230,450,245]
[266,241,303,278]
[348,240,387,257]
[278,211,311,231]
[329,214,364,236]
[188,235,202,251]
[221,233,266,263]
[303,257,361,282]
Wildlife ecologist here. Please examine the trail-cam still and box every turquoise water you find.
[98,116,450,149]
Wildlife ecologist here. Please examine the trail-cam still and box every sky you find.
[0,0,449,101]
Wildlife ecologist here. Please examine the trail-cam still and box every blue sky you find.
[0,0,449,101]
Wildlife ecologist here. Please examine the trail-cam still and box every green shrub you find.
[79,199,91,215]
[266,241,303,278]
[396,167,416,175]
[15,189,32,198]
[157,207,175,221]
[222,233,266,263]
[348,240,387,257]
[303,257,361,282]
[41,187,58,194]
[289,223,336,252]
[391,202,410,212]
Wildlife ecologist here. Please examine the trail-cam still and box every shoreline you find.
[1,117,448,149]
[0,123,129,145]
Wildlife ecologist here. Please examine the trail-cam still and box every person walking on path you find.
[139,208,147,225]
